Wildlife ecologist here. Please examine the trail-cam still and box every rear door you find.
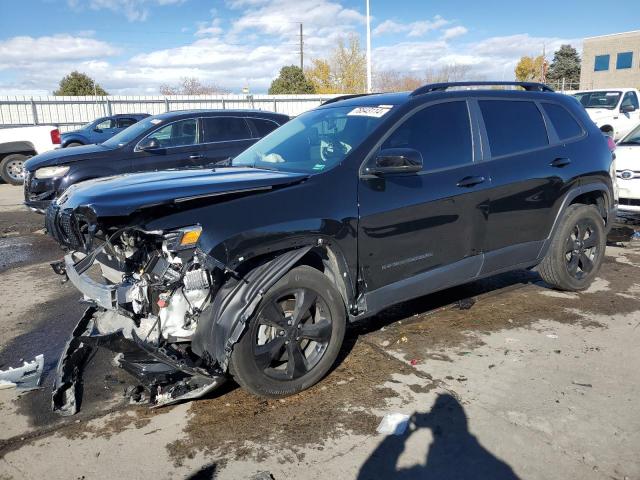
[358,100,490,299]
[478,98,585,274]
[129,117,204,173]
[200,116,255,166]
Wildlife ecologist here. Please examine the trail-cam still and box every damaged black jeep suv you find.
[45,82,616,414]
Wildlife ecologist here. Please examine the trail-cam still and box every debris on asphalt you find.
[249,472,275,480]
[455,297,476,310]
[572,381,593,388]
[376,413,410,435]
[546,334,558,339]
[0,354,44,390]
[409,359,419,366]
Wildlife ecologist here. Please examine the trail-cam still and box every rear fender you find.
[191,245,313,370]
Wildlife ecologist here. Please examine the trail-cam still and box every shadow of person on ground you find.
[358,393,519,480]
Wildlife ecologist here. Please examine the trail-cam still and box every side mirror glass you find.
[138,138,161,151]
[621,104,636,113]
[93,128,103,133]
[367,148,423,175]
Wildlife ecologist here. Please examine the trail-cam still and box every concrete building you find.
[580,30,640,89]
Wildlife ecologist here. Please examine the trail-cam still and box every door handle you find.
[550,157,571,168]
[189,154,204,160]
[456,176,486,188]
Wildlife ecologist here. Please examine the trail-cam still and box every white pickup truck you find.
[572,88,640,140]
[0,125,61,185]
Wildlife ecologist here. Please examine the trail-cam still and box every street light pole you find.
[366,0,372,93]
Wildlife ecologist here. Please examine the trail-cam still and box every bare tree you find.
[159,77,230,95]
[373,64,474,92]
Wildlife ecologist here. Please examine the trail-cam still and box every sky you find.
[0,0,638,95]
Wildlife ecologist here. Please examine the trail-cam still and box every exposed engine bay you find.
[52,225,229,415]
[49,214,314,416]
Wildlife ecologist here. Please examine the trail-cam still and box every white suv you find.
[573,88,640,140]
[615,123,640,218]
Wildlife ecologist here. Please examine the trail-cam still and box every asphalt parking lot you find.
[0,183,639,480]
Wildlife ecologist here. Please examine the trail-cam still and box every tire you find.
[65,142,83,148]
[0,153,30,185]
[538,204,606,291]
[230,265,346,398]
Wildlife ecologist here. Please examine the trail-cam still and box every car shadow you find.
[357,393,520,480]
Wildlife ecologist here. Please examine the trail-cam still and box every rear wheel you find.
[0,153,30,185]
[538,204,606,291]
[230,266,346,398]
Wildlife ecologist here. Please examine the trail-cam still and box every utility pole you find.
[366,0,372,93]
[299,23,304,71]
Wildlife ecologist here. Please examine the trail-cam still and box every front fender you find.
[62,134,88,147]
[191,246,312,370]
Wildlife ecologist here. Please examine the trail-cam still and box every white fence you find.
[0,94,339,132]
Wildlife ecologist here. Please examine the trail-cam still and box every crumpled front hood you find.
[57,167,309,217]
[24,143,115,170]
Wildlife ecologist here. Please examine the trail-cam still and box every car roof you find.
[573,88,637,93]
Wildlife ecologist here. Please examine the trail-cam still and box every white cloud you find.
[69,0,185,22]
[195,18,224,37]
[373,15,450,37]
[441,26,468,40]
[372,33,581,81]
[0,35,119,68]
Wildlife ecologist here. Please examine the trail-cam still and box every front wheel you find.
[0,153,30,185]
[65,142,83,148]
[538,204,606,291]
[230,266,346,398]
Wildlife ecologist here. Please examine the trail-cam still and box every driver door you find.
[618,91,640,138]
[358,100,490,305]
[91,118,118,144]
[131,118,204,173]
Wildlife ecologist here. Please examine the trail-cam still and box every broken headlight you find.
[163,225,202,252]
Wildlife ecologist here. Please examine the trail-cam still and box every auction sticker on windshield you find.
[347,105,392,118]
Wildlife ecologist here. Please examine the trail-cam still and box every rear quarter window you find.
[479,100,549,157]
[541,103,584,140]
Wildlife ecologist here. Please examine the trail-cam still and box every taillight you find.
[606,136,616,152]
[50,129,61,145]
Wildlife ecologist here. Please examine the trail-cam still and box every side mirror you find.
[366,148,423,175]
[138,138,161,151]
[93,128,103,133]
[621,104,636,113]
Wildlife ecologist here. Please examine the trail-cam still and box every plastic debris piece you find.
[377,413,410,435]
[0,354,44,390]
[410,359,419,366]
[456,297,476,310]
[546,334,558,339]
[250,473,275,480]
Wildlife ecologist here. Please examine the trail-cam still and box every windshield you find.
[102,117,164,148]
[232,105,391,173]
[573,91,621,109]
[620,123,640,146]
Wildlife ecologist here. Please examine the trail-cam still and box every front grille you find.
[23,171,32,201]
[45,204,85,250]
[619,198,640,206]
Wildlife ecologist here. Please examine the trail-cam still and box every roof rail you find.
[410,81,554,97]
[321,93,375,105]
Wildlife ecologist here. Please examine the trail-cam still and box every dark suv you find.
[23,110,289,212]
[44,82,616,414]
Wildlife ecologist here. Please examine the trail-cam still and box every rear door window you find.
[541,103,583,140]
[248,118,280,138]
[116,117,137,129]
[479,100,548,157]
[202,117,252,143]
[381,101,473,171]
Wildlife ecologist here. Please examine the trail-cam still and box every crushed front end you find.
[47,204,228,415]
